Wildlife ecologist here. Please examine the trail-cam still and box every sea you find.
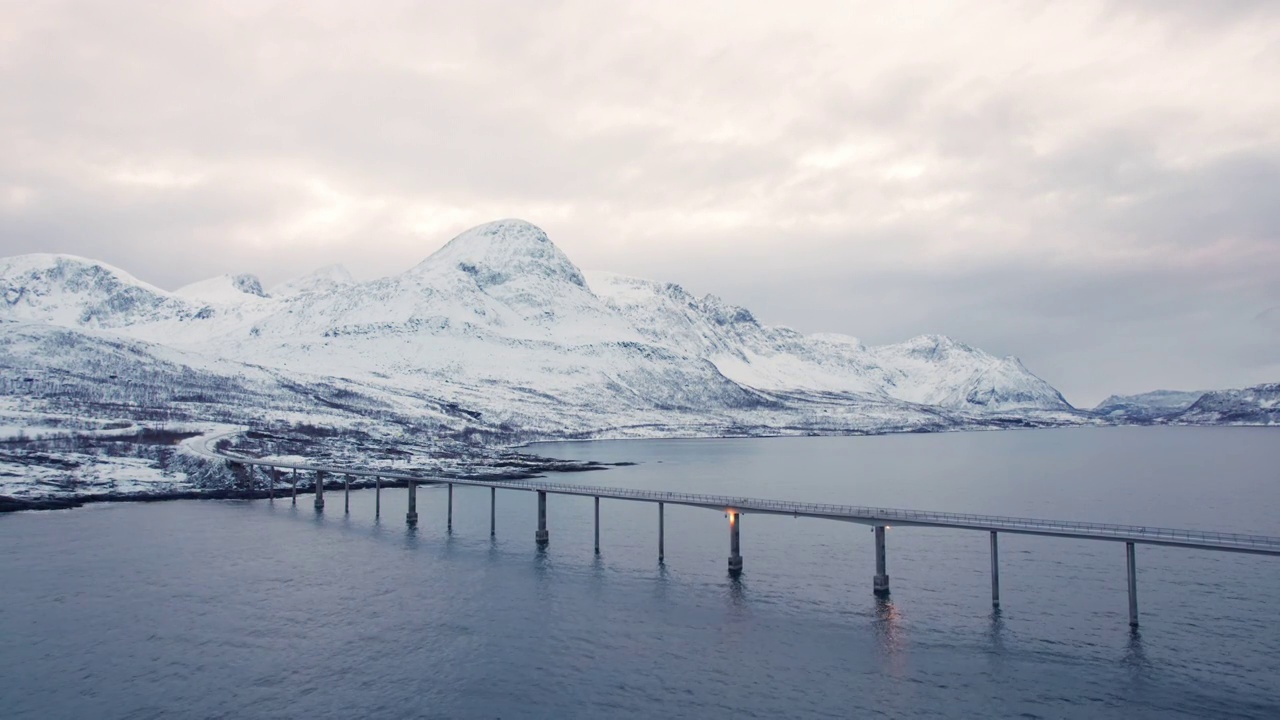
[2,426,1278,718]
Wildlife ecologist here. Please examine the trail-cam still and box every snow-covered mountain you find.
[1093,390,1206,422]
[587,271,1069,411]
[175,273,269,304]
[272,265,355,298]
[1174,383,1279,425]
[0,219,1081,440]
[1093,385,1279,425]
[0,254,194,328]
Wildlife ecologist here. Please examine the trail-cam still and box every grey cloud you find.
[1105,0,1280,28]
[1110,152,1280,247]
[0,170,313,282]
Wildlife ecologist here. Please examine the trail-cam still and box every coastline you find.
[6,420,1276,514]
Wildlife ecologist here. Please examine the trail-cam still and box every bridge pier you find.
[658,502,665,563]
[1126,542,1139,628]
[447,483,453,532]
[291,470,297,505]
[375,477,381,519]
[344,475,350,514]
[406,481,418,525]
[728,511,742,575]
[314,471,325,511]
[873,525,889,596]
[535,491,549,545]
[991,531,1000,609]
[269,467,276,500]
[489,487,496,536]
[594,496,600,555]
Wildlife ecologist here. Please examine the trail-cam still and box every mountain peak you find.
[175,273,268,304]
[897,334,975,359]
[0,253,182,327]
[0,253,166,294]
[415,219,587,290]
[273,265,355,297]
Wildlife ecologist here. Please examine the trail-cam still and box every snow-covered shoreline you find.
[0,424,620,511]
[4,411,1275,513]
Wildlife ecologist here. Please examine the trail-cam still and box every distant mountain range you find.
[1093,390,1208,422]
[0,219,1083,441]
[1095,385,1279,426]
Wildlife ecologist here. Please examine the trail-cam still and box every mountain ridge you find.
[1,219,1085,442]
[1093,385,1279,425]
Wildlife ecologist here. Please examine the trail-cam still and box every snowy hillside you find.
[0,219,1084,447]
[1092,385,1279,425]
[1174,383,1280,425]
[272,265,355,297]
[1093,390,1206,422]
[586,272,1070,411]
[175,273,269,304]
[0,254,193,328]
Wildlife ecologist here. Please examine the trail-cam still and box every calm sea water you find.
[2,426,1279,719]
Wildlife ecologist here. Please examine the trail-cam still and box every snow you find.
[1093,390,1206,419]
[587,271,1069,411]
[0,218,1087,459]
[1092,385,1280,425]
[0,452,188,500]
[0,253,189,328]
[3,218,1269,507]
[174,273,269,304]
[1176,383,1280,425]
[272,265,355,297]
[415,219,589,290]
[0,422,138,441]
[0,253,169,296]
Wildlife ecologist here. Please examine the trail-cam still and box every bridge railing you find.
[485,479,1280,550]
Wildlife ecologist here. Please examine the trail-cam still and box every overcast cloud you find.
[2,0,1278,405]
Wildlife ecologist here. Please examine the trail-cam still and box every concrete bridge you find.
[191,431,1280,628]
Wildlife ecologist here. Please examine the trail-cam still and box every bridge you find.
[189,431,1280,629]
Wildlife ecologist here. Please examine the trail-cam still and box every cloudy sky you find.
[2,1,1278,405]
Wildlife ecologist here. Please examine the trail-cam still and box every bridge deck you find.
[194,432,1280,556]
